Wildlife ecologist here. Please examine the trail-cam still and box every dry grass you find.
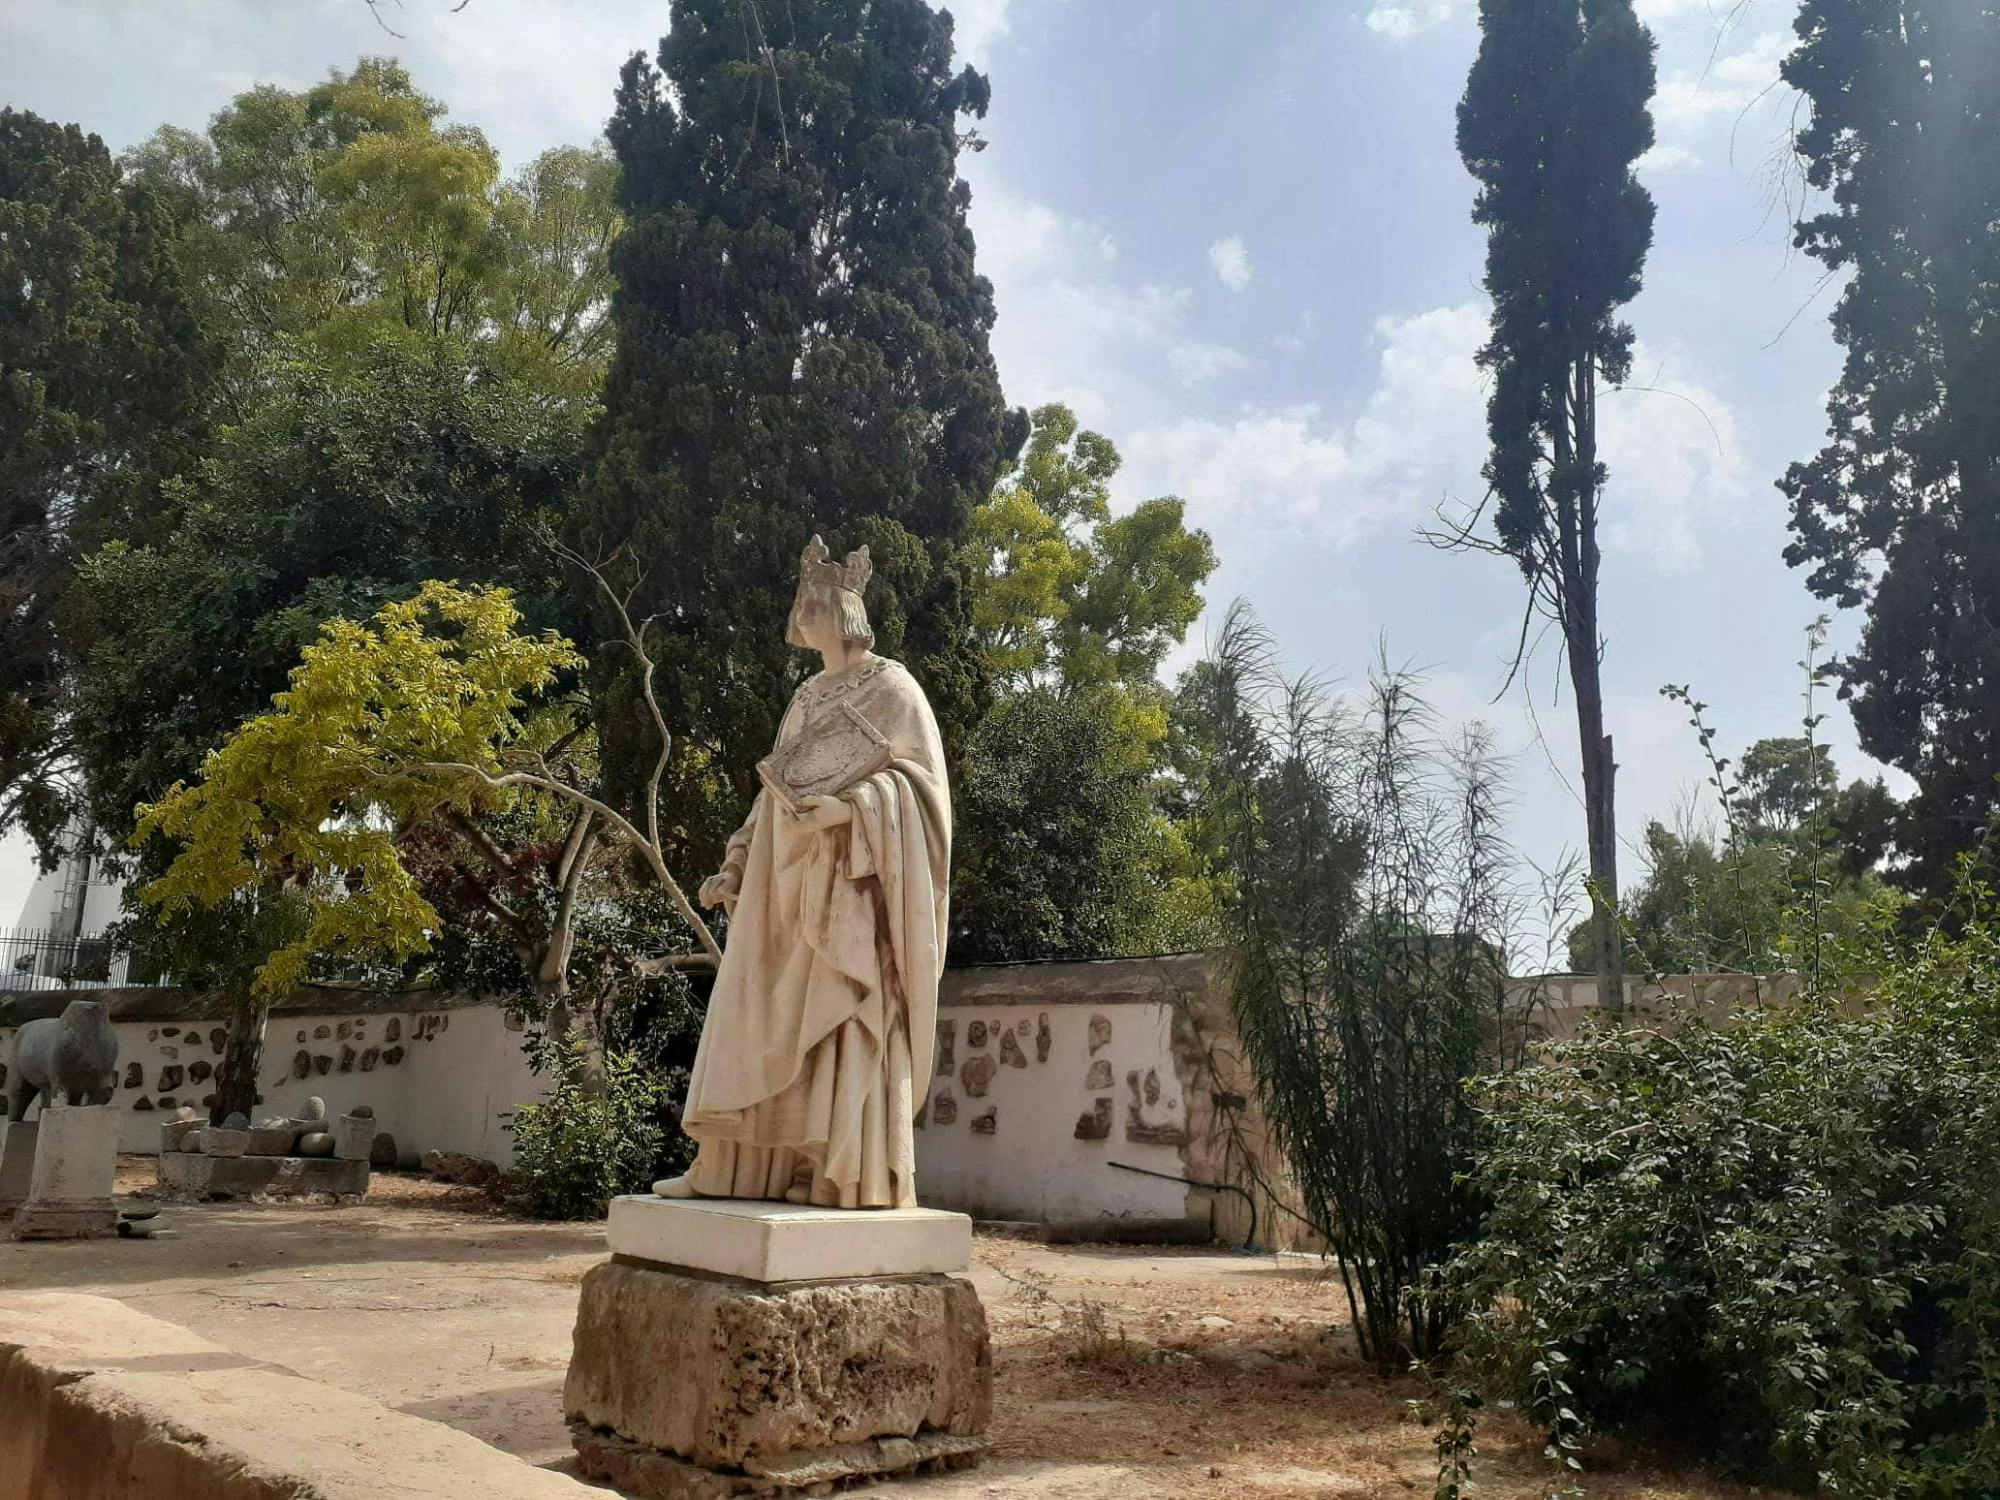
[975,1235,1790,1500]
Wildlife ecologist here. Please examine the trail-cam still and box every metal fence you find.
[0,927,167,992]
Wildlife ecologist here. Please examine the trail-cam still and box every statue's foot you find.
[653,1174,702,1199]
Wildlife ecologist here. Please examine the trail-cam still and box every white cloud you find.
[1653,31,1791,137]
[1637,143,1703,174]
[968,172,1255,412]
[1365,0,1471,42]
[946,0,1014,66]
[1120,303,1750,568]
[1208,234,1254,292]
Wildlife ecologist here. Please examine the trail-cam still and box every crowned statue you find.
[654,535,952,1209]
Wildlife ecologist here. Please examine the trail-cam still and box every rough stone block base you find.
[571,1424,986,1499]
[564,1257,991,1488]
[157,1151,368,1201]
[12,1197,117,1240]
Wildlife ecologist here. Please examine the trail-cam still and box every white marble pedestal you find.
[565,1197,990,1498]
[14,1104,119,1240]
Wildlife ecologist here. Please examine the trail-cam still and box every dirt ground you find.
[0,1160,1785,1500]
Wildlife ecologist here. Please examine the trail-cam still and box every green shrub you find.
[505,1038,667,1220]
[1434,893,2000,1495]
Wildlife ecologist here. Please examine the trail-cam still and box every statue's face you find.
[791,587,843,653]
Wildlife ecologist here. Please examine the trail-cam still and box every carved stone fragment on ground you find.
[960,1054,996,1098]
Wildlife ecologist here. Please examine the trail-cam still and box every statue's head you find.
[786,534,874,652]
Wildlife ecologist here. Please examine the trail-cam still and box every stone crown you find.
[799,534,872,596]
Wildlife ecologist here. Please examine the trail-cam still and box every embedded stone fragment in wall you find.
[1036,1013,1051,1064]
[1073,1099,1112,1141]
[936,1019,955,1075]
[1085,1059,1113,1090]
[188,1061,210,1083]
[296,1030,307,1044]
[1143,1068,1162,1106]
[132,1096,154,1112]
[1088,1014,1112,1054]
[156,1065,183,1093]
[156,1095,176,1110]
[338,1045,356,1073]
[158,1045,178,1061]
[382,1045,404,1066]
[336,1021,352,1041]
[959,1054,996,1098]
[385,1017,401,1043]
[359,1047,379,1072]
[313,1025,331,1040]
[931,1089,958,1126]
[970,1108,997,1136]
[966,1020,987,1048]
[292,1050,311,1080]
[998,1030,1026,1069]
[122,1063,142,1090]
[210,1028,226,1054]
[312,1055,332,1076]
[161,1027,179,1038]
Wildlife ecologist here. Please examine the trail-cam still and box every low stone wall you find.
[0,987,537,1166]
[0,956,1299,1241]
[0,1292,594,1498]
[1505,971,1859,1047]
[918,954,1302,1247]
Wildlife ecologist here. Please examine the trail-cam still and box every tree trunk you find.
[211,994,268,1123]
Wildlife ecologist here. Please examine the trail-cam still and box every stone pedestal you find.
[0,1121,41,1215]
[14,1103,118,1240]
[565,1198,990,1498]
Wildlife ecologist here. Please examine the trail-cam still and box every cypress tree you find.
[1454,0,1656,1003]
[575,0,1024,873]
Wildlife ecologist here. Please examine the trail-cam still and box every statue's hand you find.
[698,871,740,911]
[792,795,853,834]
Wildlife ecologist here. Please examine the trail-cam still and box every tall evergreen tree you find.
[1453,0,1656,1001]
[1779,1,2000,897]
[0,108,209,848]
[572,0,1024,874]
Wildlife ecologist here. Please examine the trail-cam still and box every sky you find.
[0,0,1885,962]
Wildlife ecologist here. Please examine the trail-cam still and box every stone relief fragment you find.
[966,1020,987,1049]
[936,1019,956,1075]
[1073,1099,1113,1141]
[998,1030,1026,1069]
[931,1090,958,1126]
[1088,1014,1112,1054]
[1085,1059,1113,1090]
[970,1108,997,1136]
[1035,1013,1051,1064]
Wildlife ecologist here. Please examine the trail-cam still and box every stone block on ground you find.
[0,1291,595,1498]
[570,1423,987,1499]
[243,1125,297,1156]
[157,1152,367,1202]
[564,1258,991,1472]
[199,1126,249,1158]
[332,1114,373,1161]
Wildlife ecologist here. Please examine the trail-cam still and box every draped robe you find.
[677,654,950,1208]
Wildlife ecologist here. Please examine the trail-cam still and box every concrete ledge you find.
[0,1292,594,1498]
[606,1195,970,1282]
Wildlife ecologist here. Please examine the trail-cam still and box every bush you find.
[1435,891,2000,1494]
[505,1038,668,1220]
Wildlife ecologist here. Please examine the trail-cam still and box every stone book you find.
[756,700,893,815]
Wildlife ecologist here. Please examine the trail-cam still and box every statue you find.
[8,999,119,1120]
[655,535,951,1209]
